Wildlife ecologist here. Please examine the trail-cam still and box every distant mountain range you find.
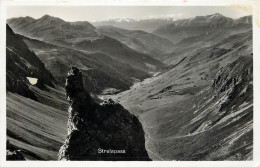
[153,14,252,65]
[92,18,176,33]
[8,15,100,43]
[153,13,252,44]
[91,13,252,65]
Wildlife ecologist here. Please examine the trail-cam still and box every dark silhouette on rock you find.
[58,66,150,160]
[6,140,25,161]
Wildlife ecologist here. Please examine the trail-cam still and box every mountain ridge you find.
[8,15,165,72]
[153,14,252,44]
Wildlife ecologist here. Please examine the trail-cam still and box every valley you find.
[6,12,253,160]
[98,15,253,160]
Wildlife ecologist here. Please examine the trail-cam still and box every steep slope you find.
[104,30,253,160]
[97,25,174,58]
[58,67,150,160]
[153,14,252,44]
[6,24,55,99]
[7,15,165,74]
[6,25,69,160]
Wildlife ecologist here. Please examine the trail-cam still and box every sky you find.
[7,6,252,22]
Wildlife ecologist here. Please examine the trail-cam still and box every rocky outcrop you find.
[211,56,253,113]
[58,67,150,160]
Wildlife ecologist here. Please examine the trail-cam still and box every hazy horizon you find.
[7,6,251,22]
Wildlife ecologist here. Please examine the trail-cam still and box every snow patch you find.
[26,77,38,85]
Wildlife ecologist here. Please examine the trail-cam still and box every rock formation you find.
[58,67,150,160]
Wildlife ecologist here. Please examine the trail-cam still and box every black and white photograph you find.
[3,3,256,163]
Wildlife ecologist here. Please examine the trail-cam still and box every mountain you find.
[73,35,165,72]
[58,67,150,160]
[8,15,101,44]
[8,15,165,94]
[19,35,153,94]
[97,25,174,58]
[6,13,253,161]
[7,15,165,73]
[7,16,36,31]
[154,14,252,64]
[92,18,175,33]
[104,29,253,160]
[234,15,252,24]
[153,14,252,44]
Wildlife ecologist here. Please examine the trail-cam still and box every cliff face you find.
[58,67,150,160]
[6,24,55,100]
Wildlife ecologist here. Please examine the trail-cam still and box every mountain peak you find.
[192,13,226,22]
[41,14,52,19]
[206,13,226,19]
[39,14,65,22]
[211,13,223,17]
[24,16,35,20]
